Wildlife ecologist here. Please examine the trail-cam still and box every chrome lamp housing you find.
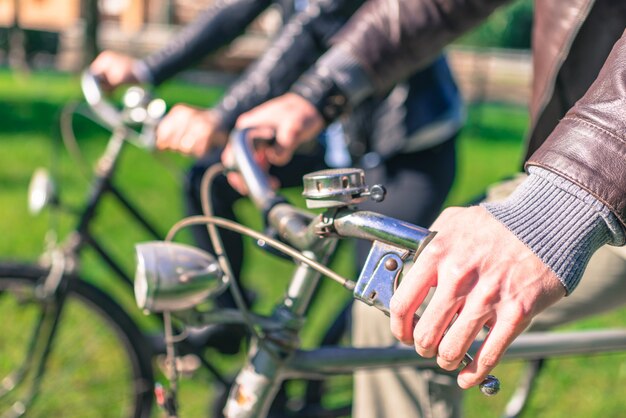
[27,168,57,215]
[134,241,226,312]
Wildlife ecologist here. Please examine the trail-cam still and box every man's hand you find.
[235,93,325,166]
[156,105,227,157]
[390,206,566,389]
[89,51,140,91]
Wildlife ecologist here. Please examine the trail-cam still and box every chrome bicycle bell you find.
[302,168,386,209]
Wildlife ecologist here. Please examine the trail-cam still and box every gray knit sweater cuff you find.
[482,167,625,294]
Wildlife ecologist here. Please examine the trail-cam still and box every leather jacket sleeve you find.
[289,0,509,119]
[527,31,626,229]
[142,0,272,86]
[325,0,626,230]
[213,0,363,130]
[334,0,508,93]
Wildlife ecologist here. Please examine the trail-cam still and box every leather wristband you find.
[290,70,349,124]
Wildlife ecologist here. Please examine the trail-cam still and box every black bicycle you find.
[0,72,234,418]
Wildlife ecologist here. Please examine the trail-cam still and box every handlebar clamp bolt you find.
[384,258,398,271]
[369,185,386,203]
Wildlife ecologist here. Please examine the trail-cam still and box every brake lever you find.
[354,240,501,396]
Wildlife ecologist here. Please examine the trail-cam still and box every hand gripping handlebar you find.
[227,128,500,396]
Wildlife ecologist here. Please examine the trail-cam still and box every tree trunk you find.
[82,0,99,66]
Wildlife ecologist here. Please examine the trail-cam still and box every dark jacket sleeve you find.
[213,0,364,130]
[527,32,626,229]
[333,0,509,94]
[328,0,626,230]
[289,0,509,117]
[142,0,272,85]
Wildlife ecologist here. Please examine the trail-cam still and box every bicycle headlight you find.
[27,168,56,215]
[134,242,226,312]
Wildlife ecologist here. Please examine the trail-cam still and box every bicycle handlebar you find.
[80,70,166,150]
[226,127,500,396]
[81,71,124,129]
[227,128,433,253]
[229,128,279,212]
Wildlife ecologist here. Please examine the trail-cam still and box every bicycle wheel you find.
[0,262,154,418]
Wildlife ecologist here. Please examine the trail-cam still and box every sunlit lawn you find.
[1,69,626,417]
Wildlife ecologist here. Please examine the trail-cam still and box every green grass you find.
[2,69,626,417]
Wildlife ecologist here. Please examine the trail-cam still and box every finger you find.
[156,107,188,151]
[178,132,198,156]
[412,260,481,357]
[435,308,490,371]
[155,119,178,151]
[180,120,210,156]
[221,144,235,169]
[236,107,272,129]
[248,127,277,163]
[226,172,249,196]
[89,52,111,74]
[192,136,209,158]
[235,111,256,128]
[457,319,522,389]
[195,111,227,156]
[389,260,437,345]
[268,175,281,190]
[266,145,290,166]
[90,59,115,91]
[247,126,275,141]
[109,66,129,87]
[269,124,299,166]
[411,285,464,359]
[155,122,172,150]
[91,55,124,91]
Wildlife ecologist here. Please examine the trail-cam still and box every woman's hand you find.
[155,105,227,157]
[89,51,140,91]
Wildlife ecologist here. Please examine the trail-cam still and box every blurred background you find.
[0,0,533,103]
[2,1,626,417]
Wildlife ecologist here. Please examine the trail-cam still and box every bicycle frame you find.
[5,76,235,414]
[62,127,162,286]
[284,329,626,376]
[63,75,234,387]
[221,327,626,416]
[1,93,167,405]
[0,118,165,418]
[145,128,626,418]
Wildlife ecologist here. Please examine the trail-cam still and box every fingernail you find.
[437,358,458,371]
[457,375,472,389]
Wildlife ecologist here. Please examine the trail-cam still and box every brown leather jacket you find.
[331,0,626,228]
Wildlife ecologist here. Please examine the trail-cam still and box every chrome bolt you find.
[384,259,398,271]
